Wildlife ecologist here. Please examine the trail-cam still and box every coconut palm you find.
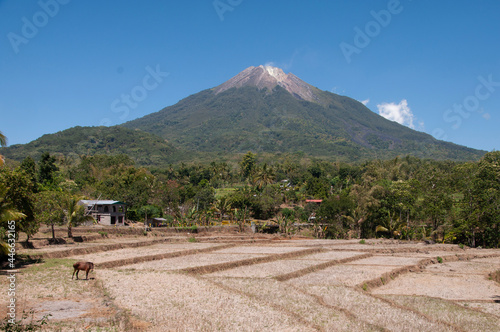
[252,163,275,189]
[0,190,26,223]
[212,196,232,223]
[0,130,7,166]
[0,186,26,258]
[0,131,6,147]
[63,196,94,238]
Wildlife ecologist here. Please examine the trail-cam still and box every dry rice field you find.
[2,234,500,331]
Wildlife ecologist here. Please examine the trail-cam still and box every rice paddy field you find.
[2,233,500,331]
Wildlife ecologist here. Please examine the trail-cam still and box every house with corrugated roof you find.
[79,200,127,226]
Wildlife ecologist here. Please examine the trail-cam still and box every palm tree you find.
[63,196,94,238]
[212,196,232,223]
[0,131,6,147]
[0,130,7,166]
[0,186,26,257]
[253,163,275,189]
[0,188,26,223]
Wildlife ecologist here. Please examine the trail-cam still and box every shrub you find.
[437,256,443,264]
[359,239,366,244]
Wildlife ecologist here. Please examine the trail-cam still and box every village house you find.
[78,200,127,226]
[146,217,168,227]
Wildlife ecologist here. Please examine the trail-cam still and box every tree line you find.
[1,145,499,248]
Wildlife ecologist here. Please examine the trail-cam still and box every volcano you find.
[2,66,483,165]
[121,65,483,161]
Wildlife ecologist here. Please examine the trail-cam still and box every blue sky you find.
[1,0,499,152]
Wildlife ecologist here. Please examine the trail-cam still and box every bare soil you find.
[2,232,500,331]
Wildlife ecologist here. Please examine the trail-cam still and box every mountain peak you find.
[260,65,287,81]
[213,65,318,102]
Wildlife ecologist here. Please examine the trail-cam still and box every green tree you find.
[33,191,65,239]
[391,180,417,235]
[474,152,500,247]
[349,179,383,238]
[305,177,330,199]
[38,152,59,186]
[209,161,232,187]
[193,186,216,211]
[137,205,162,223]
[0,182,27,258]
[455,152,500,247]
[317,194,355,239]
[63,196,94,238]
[252,163,275,189]
[249,185,281,220]
[212,196,232,223]
[149,180,181,216]
[0,168,39,243]
[228,186,253,211]
[418,165,453,242]
[20,156,38,189]
[0,130,6,166]
[0,187,26,224]
[0,185,27,247]
[375,179,419,240]
[0,131,6,146]
[240,151,257,179]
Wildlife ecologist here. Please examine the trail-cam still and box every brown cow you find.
[72,261,94,280]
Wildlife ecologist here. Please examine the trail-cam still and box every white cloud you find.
[360,99,370,106]
[377,99,417,129]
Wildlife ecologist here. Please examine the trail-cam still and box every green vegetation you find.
[121,86,484,161]
[0,130,6,167]
[0,126,188,167]
[1,87,484,167]
[1,141,499,248]
[33,190,65,239]
[437,256,443,263]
